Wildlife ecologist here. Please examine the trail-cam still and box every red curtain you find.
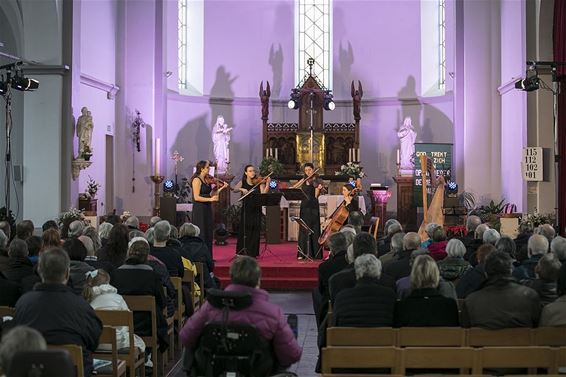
[554,0,566,234]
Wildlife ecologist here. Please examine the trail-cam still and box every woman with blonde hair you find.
[394,255,459,327]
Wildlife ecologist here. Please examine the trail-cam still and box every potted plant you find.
[79,176,100,213]
[221,203,242,235]
[58,208,85,239]
[259,157,284,177]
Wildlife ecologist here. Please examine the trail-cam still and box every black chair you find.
[185,288,277,377]
[7,350,75,377]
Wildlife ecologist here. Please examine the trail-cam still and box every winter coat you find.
[3,257,34,284]
[456,264,487,298]
[464,238,483,266]
[89,283,146,352]
[540,295,566,326]
[428,241,448,261]
[178,235,215,288]
[396,276,457,300]
[438,257,471,281]
[14,283,102,377]
[463,277,541,329]
[394,288,460,327]
[317,250,349,296]
[179,284,302,367]
[513,254,543,281]
[383,249,414,283]
[329,266,396,304]
[525,279,558,306]
[149,245,184,278]
[333,277,396,327]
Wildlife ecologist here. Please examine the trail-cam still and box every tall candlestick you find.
[348,148,352,162]
[155,138,161,176]
[275,148,278,160]
[396,149,400,165]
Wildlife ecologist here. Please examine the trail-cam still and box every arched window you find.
[178,0,203,94]
[421,0,446,96]
[296,0,332,88]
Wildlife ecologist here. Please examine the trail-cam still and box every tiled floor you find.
[168,291,319,377]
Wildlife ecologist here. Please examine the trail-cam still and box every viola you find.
[204,174,230,193]
[318,187,361,245]
[250,175,270,185]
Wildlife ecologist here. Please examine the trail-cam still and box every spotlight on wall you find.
[446,179,458,197]
[11,73,39,92]
[323,90,335,111]
[515,75,540,92]
[287,88,301,109]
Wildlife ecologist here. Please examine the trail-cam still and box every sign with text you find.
[413,143,453,207]
[522,147,543,181]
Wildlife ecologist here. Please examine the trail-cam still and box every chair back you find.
[0,305,15,318]
[322,346,398,374]
[182,267,198,310]
[47,344,84,377]
[195,262,206,306]
[400,347,478,374]
[478,346,558,374]
[398,327,465,347]
[7,349,76,377]
[122,295,158,377]
[170,276,185,324]
[467,327,533,347]
[534,327,566,346]
[327,327,396,346]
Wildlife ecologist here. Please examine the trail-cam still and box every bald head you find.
[466,215,482,233]
[475,224,489,240]
[528,234,549,257]
[403,232,421,251]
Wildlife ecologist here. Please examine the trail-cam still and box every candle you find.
[155,138,161,176]
[348,148,352,162]
[396,149,400,165]
[275,148,278,160]
[356,148,360,162]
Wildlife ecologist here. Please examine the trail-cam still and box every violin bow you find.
[237,171,274,202]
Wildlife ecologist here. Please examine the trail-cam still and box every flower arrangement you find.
[85,175,101,199]
[131,110,147,152]
[335,162,367,179]
[259,157,283,176]
[520,211,556,229]
[57,208,85,229]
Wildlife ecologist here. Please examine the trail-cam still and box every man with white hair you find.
[483,229,501,246]
[383,232,422,282]
[551,236,566,263]
[178,222,216,289]
[125,215,140,230]
[332,254,396,327]
[149,216,162,228]
[67,220,84,239]
[438,238,471,281]
[150,220,184,277]
[420,223,440,249]
[378,219,403,256]
[465,223,490,266]
[536,224,556,245]
[513,234,549,281]
[379,232,406,267]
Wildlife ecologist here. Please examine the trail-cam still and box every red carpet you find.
[213,238,325,290]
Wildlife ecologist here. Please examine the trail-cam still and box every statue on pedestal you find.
[397,116,416,175]
[76,107,94,159]
[351,80,363,122]
[259,81,271,121]
[212,115,232,174]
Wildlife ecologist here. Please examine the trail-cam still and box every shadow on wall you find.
[170,114,210,177]
[338,40,354,98]
[421,104,453,144]
[269,43,283,98]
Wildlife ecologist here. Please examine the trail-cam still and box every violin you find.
[250,175,271,185]
[204,174,230,193]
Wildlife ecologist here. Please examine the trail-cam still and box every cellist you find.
[342,183,359,213]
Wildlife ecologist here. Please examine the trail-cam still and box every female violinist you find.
[191,160,226,255]
[297,163,323,260]
[234,165,270,257]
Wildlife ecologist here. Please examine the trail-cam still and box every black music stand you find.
[290,216,314,261]
[279,188,308,201]
[259,192,283,260]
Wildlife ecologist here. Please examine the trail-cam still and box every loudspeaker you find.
[160,196,177,225]
[13,165,22,182]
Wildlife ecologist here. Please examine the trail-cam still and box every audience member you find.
[379,232,405,267]
[4,239,34,285]
[535,224,556,246]
[0,326,47,375]
[333,254,396,327]
[145,228,155,244]
[13,248,102,376]
[15,220,34,241]
[67,220,84,239]
[150,221,184,277]
[0,221,12,241]
[456,244,496,298]
[62,238,95,294]
[551,236,566,263]
[26,236,42,265]
[483,228,501,246]
[0,230,9,272]
[347,211,364,234]
[495,235,518,261]
[129,230,145,240]
[103,214,122,226]
[0,271,20,306]
[461,215,481,246]
[513,234,548,281]
[98,224,129,268]
[524,253,560,306]
[178,223,215,286]
[111,238,169,351]
[540,264,566,326]
[463,251,540,328]
[395,255,459,327]
[83,269,145,352]
[464,223,489,265]
[166,226,183,249]
[438,238,471,282]
[82,226,102,253]
[383,232,421,283]
[428,227,448,261]
[41,220,58,232]
[180,256,302,368]
[80,235,114,273]
[377,219,402,257]
[420,222,440,249]
[41,228,61,251]
[149,216,162,228]
[125,216,140,230]
[515,222,534,262]
[98,222,113,247]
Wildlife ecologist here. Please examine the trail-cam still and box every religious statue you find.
[351,80,363,122]
[212,115,232,174]
[76,107,94,158]
[397,116,417,175]
[259,81,271,121]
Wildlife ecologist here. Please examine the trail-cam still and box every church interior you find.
[1,0,566,376]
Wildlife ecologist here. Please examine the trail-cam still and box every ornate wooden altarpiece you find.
[262,73,360,176]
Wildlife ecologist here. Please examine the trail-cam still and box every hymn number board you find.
[413,143,453,207]
[522,147,543,181]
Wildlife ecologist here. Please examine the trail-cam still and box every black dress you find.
[298,178,322,259]
[192,177,214,256]
[236,180,261,257]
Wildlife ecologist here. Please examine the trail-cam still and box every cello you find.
[318,187,360,245]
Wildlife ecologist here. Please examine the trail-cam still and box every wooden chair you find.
[95,326,127,377]
[399,347,478,375]
[95,310,145,377]
[195,262,206,307]
[476,346,559,375]
[170,276,186,349]
[326,300,333,327]
[182,267,199,311]
[397,327,465,347]
[467,327,533,347]
[322,346,399,375]
[122,295,160,377]
[162,287,175,361]
[0,305,15,318]
[534,327,566,347]
[368,217,380,239]
[327,327,396,346]
[48,344,85,377]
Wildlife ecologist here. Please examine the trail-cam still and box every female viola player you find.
[297,162,323,259]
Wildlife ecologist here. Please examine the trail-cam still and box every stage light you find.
[163,179,175,193]
[446,180,458,197]
[269,179,278,190]
[323,90,335,111]
[287,99,300,109]
[11,74,39,92]
[515,76,540,92]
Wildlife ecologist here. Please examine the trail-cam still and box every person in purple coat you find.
[180,256,302,368]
